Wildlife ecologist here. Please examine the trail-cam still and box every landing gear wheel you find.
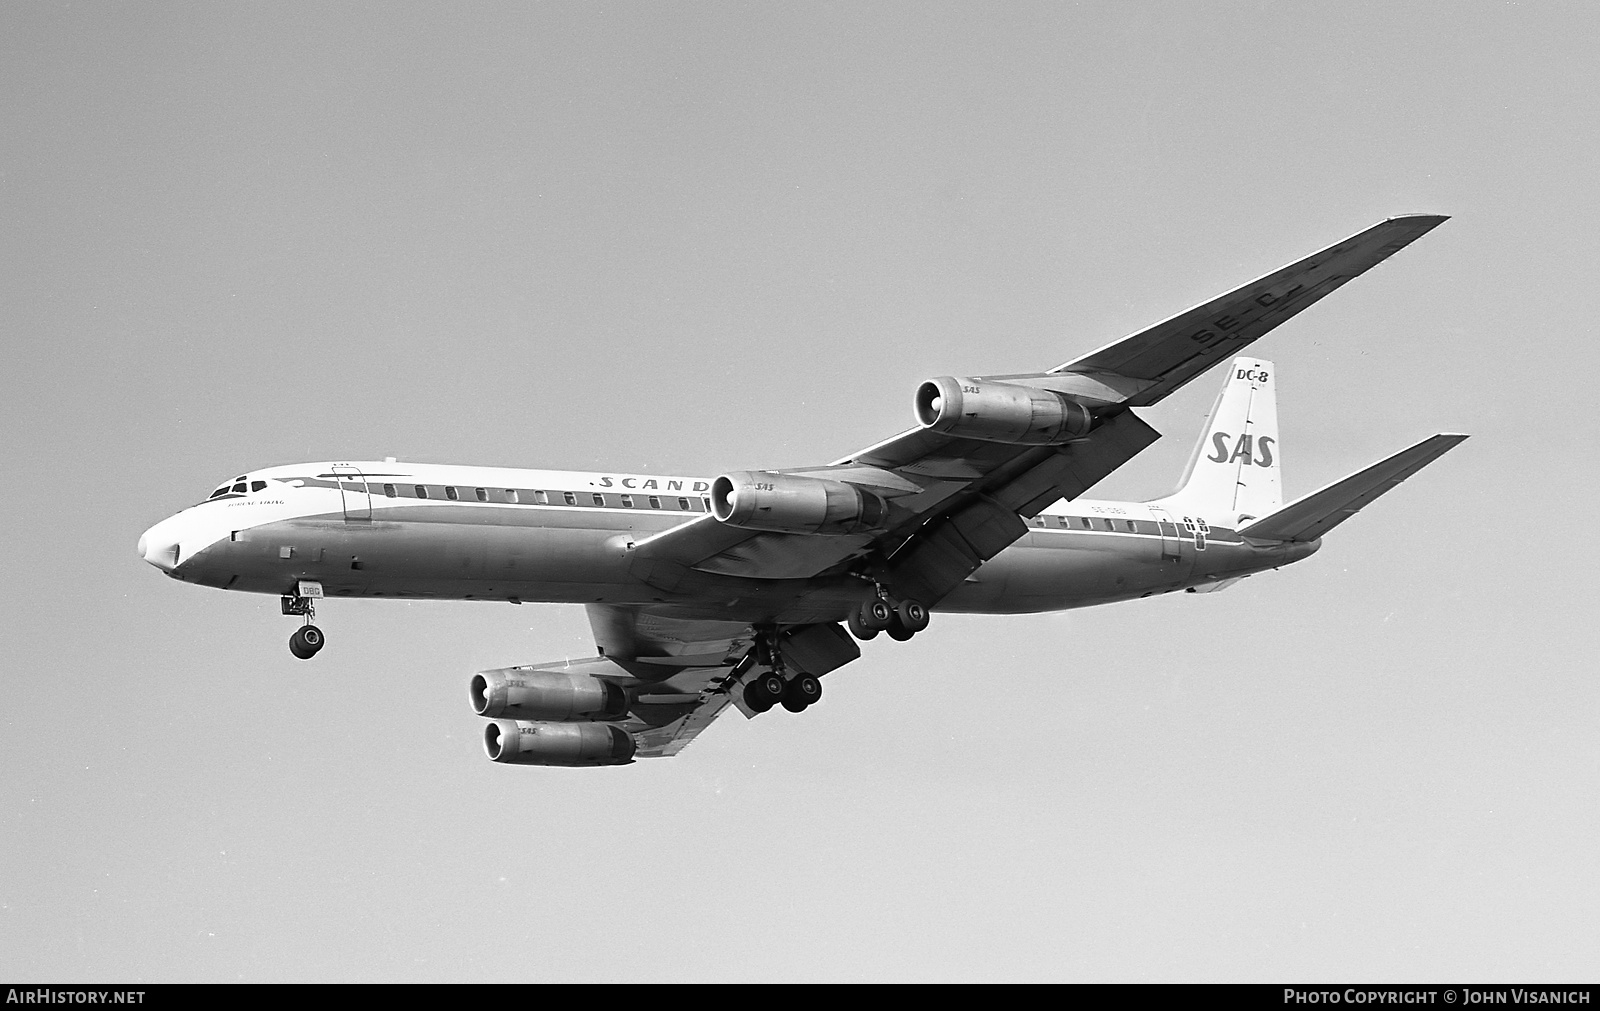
[858,598,893,632]
[781,674,822,712]
[743,681,775,713]
[885,615,915,641]
[758,672,785,700]
[743,672,787,713]
[895,598,930,634]
[847,607,880,641]
[289,624,325,660]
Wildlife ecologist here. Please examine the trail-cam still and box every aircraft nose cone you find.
[138,522,180,572]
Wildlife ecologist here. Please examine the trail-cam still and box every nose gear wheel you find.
[289,624,325,660]
[281,594,326,659]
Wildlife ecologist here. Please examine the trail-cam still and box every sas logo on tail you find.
[1208,432,1276,467]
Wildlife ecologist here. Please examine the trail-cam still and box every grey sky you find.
[2,2,1596,982]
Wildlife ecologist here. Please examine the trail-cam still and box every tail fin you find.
[1238,434,1466,542]
[1149,357,1281,522]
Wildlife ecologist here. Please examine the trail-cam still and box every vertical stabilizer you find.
[1150,357,1282,522]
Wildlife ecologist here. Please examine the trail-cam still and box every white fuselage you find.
[137,460,1316,623]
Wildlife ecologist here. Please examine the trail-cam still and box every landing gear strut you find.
[281,594,325,660]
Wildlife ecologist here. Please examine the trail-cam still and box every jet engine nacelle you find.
[483,720,637,767]
[711,471,890,535]
[470,668,628,722]
[915,376,1093,445]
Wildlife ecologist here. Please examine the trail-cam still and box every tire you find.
[289,624,325,659]
[895,598,929,633]
[861,598,893,632]
[846,608,880,641]
[781,674,822,712]
[743,681,776,713]
[885,615,915,641]
[758,672,786,701]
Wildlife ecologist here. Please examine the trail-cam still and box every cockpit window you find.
[251,480,266,492]
[231,482,247,493]
[209,486,230,499]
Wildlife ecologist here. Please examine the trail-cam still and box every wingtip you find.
[1388,212,1451,227]
[1420,433,1469,455]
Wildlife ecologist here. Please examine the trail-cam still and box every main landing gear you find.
[281,594,326,660]
[740,629,824,715]
[846,592,930,643]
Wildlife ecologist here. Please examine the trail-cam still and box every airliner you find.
[138,215,1464,767]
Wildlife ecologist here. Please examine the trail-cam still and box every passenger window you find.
[444,487,458,501]
[1078,517,1091,529]
[1056,516,1070,528]
[1126,520,1137,532]
[592,493,605,507]
[563,492,577,506]
[383,484,396,498]
[415,485,428,499]
[678,497,690,510]
[620,495,634,508]
[649,496,661,509]
[531,490,546,505]
[1032,517,1044,527]
[475,488,487,502]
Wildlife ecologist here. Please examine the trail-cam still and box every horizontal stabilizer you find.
[1238,434,1466,542]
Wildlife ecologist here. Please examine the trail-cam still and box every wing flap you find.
[580,607,864,758]
[887,409,1161,603]
[583,606,754,758]
[1239,434,1466,543]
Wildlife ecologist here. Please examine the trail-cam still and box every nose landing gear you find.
[281,593,326,660]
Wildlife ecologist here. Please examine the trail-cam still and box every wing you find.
[582,605,860,758]
[1050,214,1449,407]
[629,216,1448,602]
[582,605,752,758]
